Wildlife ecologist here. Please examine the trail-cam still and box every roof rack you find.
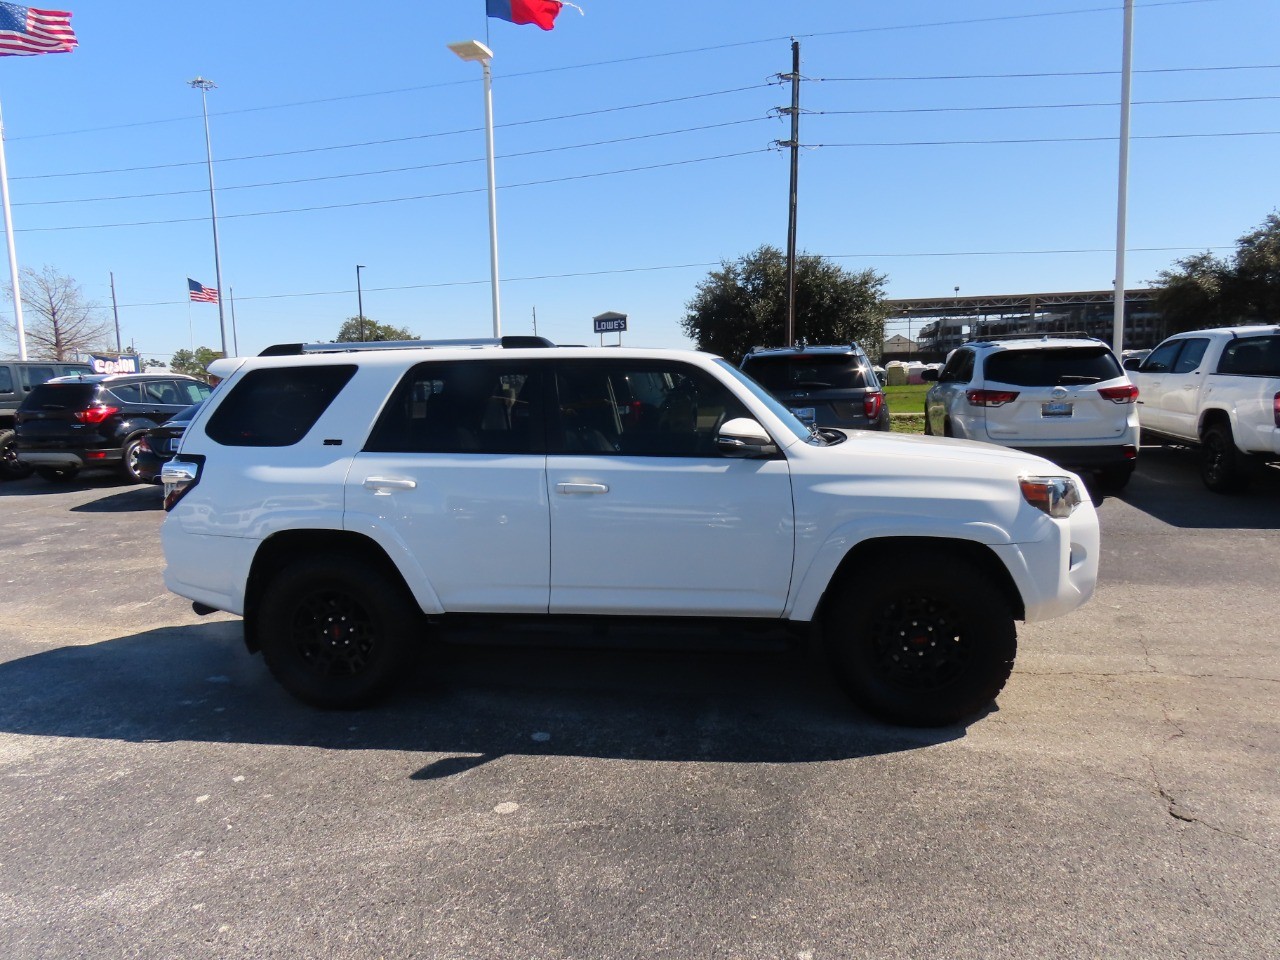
[259,335,556,357]
[968,331,1101,345]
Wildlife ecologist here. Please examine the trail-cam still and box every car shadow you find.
[0,622,969,777]
[1118,445,1280,529]
[0,472,138,498]
[69,485,162,512]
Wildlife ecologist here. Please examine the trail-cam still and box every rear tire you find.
[0,429,33,481]
[825,565,1017,726]
[257,555,420,708]
[35,465,78,483]
[1201,423,1249,494]
[121,437,145,483]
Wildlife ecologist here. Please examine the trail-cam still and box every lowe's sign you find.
[90,354,141,375]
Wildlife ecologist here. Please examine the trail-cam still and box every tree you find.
[2,265,113,360]
[171,346,223,382]
[681,246,888,364]
[335,316,417,342]
[1155,212,1280,332]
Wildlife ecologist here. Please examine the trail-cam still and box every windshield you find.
[740,353,870,391]
[714,360,812,442]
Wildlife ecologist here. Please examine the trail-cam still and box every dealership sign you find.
[90,354,141,375]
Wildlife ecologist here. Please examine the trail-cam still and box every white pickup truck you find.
[1125,325,1280,492]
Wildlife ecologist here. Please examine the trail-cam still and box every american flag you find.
[0,4,76,57]
[188,278,219,304]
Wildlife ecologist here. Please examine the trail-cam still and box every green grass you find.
[883,383,930,412]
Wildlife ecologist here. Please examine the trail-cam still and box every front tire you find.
[826,567,1017,726]
[257,555,421,708]
[1201,423,1249,494]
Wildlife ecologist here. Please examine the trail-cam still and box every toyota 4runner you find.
[161,338,1099,726]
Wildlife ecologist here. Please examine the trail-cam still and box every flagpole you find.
[0,95,28,360]
[190,77,228,357]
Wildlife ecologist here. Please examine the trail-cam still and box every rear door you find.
[980,346,1131,443]
[346,359,552,613]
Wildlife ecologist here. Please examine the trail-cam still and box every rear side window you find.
[20,366,57,389]
[206,365,356,447]
[984,347,1121,386]
[365,361,544,455]
[742,354,869,391]
[1217,335,1280,377]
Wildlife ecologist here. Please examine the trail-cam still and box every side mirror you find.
[716,418,778,458]
[1122,357,1143,371]
[920,368,940,382]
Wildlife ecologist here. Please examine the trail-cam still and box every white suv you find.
[160,338,1099,726]
[922,336,1139,490]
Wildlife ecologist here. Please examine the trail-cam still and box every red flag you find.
[486,0,561,31]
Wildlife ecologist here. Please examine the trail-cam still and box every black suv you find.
[740,343,890,431]
[15,373,212,483]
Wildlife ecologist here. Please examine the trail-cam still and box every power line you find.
[813,95,1280,117]
[12,118,770,207]
[10,84,771,181]
[815,63,1280,82]
[15,149,773,233]
[112,244,1233,311]
[811,130,1280,148]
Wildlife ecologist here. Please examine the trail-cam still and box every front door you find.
[546,359,794,618]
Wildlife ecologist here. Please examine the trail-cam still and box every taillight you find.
[1098,384,1139,404]
[966,389,1019,407]
[161,458,202,511]
[863,392,884,420]
[74,404,120,424]
[1273,392,1280,428]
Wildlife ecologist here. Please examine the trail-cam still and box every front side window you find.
[939,350,974,383]
[1141,339,1185,374]
[554,360,750,457]
[365,361,544,455]
[1172,338,1210,374]
[206,365,356,447]
[1217,335,1280,377]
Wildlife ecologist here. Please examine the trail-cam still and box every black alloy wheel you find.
[258,555,419,708]
[826,565,1016,726]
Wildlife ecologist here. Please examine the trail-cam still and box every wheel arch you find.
[814,536,1026,624]
[243,529,420,654]
[1198,405,1233,440]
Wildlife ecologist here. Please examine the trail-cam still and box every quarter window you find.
[206,365,356,447]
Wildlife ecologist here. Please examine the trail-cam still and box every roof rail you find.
[258,335,556,357]
[968,331,1100,345]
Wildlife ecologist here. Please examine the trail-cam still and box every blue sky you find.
[1,0,1276,360]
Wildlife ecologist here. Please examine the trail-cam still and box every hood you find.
[816,428,1070,475]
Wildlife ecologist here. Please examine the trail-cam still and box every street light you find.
[356,264,366,341]
[188,76,229,357]
[448,39,501,338]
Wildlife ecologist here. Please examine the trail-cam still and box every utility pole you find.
[109,271,122,353]
[532,305,538,337]
[356,264,366,341]
[779,40,801,347]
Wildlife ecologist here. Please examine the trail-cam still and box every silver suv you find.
[160,337,1100,726]
[922,336,1139,490]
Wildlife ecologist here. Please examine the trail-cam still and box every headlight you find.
[1020,476,1082,518]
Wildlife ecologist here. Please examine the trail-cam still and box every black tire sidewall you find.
[1201,425,1245,493]
[827,572,1017,726]
[258,557,419,708]
[0,429,34,481]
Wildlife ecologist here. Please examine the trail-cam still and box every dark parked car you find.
[15,374,212,483]
[739,343,890,431]
[0,359,94,480]
[134,401,204,483]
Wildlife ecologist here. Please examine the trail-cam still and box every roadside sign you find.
[593,313,627,334]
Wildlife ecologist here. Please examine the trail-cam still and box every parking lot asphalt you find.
[0,448,1276,960]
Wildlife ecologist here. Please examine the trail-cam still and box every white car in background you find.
[923,336,1139,490]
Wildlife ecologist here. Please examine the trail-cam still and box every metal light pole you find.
[448,40,502,338]
[189,76,228,357]
[0,98,27,360]
[1113,0,1135,354]
[356,264,366,341]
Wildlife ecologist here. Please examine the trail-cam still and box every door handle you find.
[364,476,417,494]
[556,482,609,495]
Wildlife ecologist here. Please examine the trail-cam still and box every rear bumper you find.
[1008,443,1137,472]
[15,445,122,470]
